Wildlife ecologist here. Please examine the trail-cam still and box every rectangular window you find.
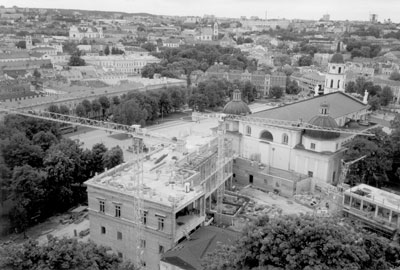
[158,217,165,231]
[310,143,316,150]
[344,195,351,206]
[117,231,122,240]
[351,198,361,210]
[141,211,148,225]
[118,252,123,258]
[140,239,146,248]
[115,205,121,218]
[159,245,165,254]
[101,226,106,234]
[308,171,313,177]
[141,261,146,267]
[99,200,105,213]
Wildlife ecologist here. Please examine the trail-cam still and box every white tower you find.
[324,53,346,94]
[213,22,218,40]
[25,35,33,50]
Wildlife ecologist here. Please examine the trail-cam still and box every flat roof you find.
[346,184,400,211]
[86,135,217,209]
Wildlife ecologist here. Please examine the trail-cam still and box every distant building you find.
[162,38,184,48]
[219,35,236,47]
[69,25,104,41]
[82,54,160,75]
[321,14,330,21]
[196,22,218,41]
[203,63,286,97]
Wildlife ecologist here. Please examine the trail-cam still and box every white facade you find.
[82,54,161,75]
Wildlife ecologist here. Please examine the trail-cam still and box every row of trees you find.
[0,115,124,232]
[203,215,400,270]
[66,86,187,126]
[141,44,258,85]
[345,77,394,109]
[188,78,258,111]
[0,236,137,270]
[345,39,382,58]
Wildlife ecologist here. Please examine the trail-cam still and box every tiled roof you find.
[250,92,367,122]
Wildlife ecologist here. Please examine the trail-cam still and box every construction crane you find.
[0,107,177,266]
[192,112,374,220]
[337,155,367,189]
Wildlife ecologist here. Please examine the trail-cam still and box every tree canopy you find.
[0,236,138,270]
[203,215,400,270]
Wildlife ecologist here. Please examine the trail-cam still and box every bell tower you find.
[25,35,33,50]
[324,53,346,94]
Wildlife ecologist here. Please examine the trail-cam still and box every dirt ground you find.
[239,186,313,215]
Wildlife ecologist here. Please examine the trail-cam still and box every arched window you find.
[260,130,273,142]
[282,133,289,145]
[330,80,334,88]
[338,67,342,74]
[246,126,251,136]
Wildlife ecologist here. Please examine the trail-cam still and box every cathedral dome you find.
[222,89,251,115]
[304,102,341,140]
[330,53,344,64]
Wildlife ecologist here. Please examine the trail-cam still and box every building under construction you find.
[85,134,234,270]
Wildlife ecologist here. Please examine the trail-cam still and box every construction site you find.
[0,88,386,270]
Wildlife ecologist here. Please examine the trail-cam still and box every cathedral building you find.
[222,78,369,195]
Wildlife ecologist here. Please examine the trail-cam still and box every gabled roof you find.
[250,92,367,122]
[161,226,239,270]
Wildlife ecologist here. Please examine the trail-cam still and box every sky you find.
[3,0,400,22]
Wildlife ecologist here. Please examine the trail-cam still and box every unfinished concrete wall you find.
[233,163,296,197]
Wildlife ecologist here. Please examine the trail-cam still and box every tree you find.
[203,215,400,270]
[33,69,41,79]
[159,91,172,116]
[298,55,313,66]
[9,165,47,232]
[343,128,393,186]
[81,99,92,116]
[368,95,381,111]
[269,86,284,99]
[15,40,26,49]
[48,104,60,114]
[104,45,110,55]
[102,146,124,170]
[75,103,86,117]
[112,96,121,106]
[112,98,148,125]
[286,79,300,95]
[91,143,108,175]
[389,71,400,81]
[2,133,44,169]
[346,81,357,93]
[68,51,85,66]
[380,86,394,106]
[169,87,185,111]
[99,96,111,117]
[0,236,138,270]
[188,93,209,112]
[59,104,70,115]
[32,131,58,152]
